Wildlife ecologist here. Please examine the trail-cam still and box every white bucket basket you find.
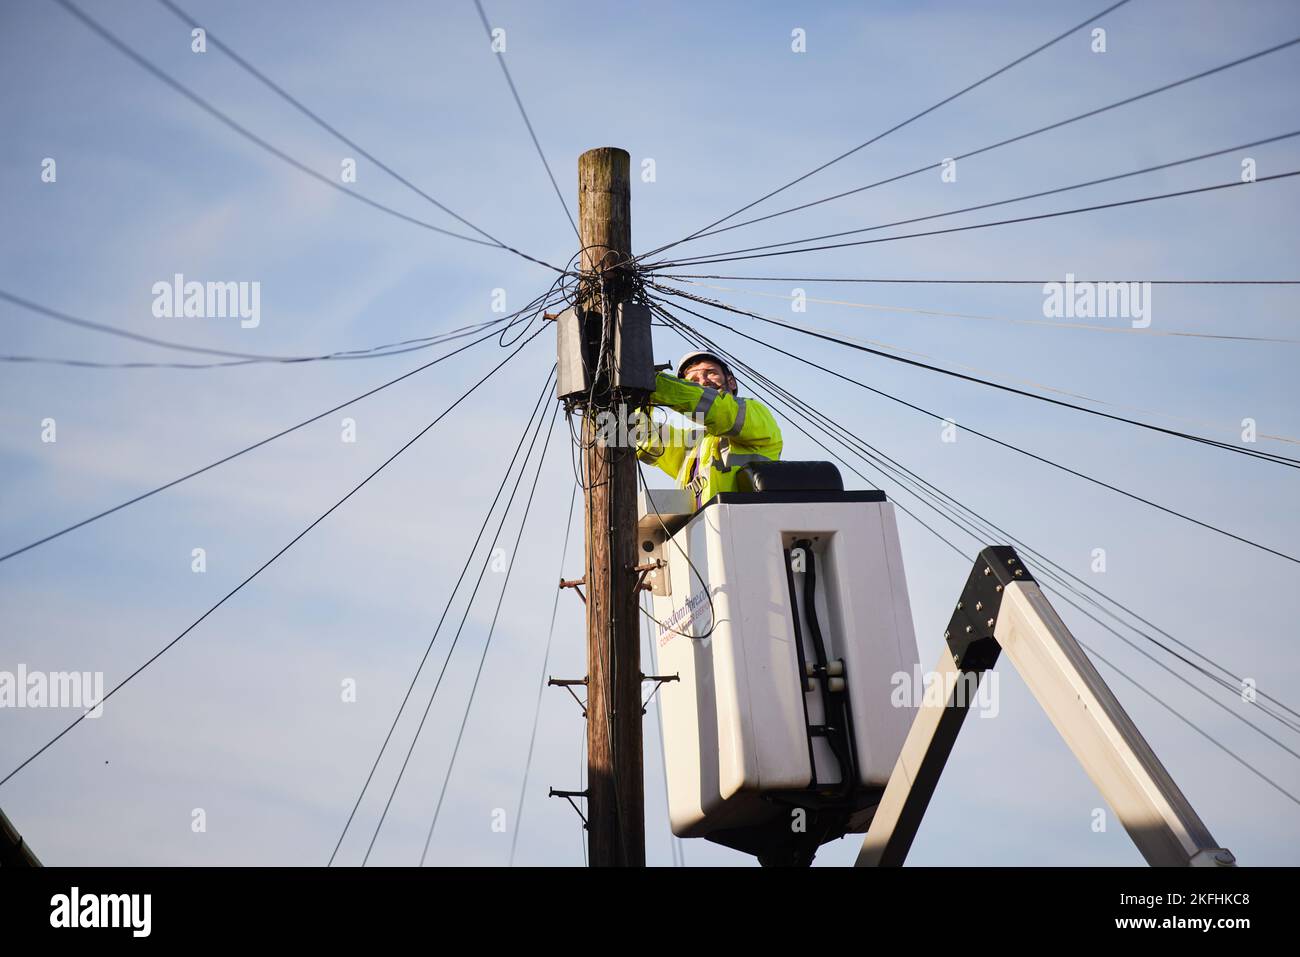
[638,486,921,843]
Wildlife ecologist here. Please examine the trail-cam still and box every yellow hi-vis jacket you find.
[636,372,782,506]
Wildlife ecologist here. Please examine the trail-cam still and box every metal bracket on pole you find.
[548,677,589,718]
[856,545,1235,868]
[548,789,590,829]
[559,576,587,605]
[640,672,680,714]
[630,559,666,594]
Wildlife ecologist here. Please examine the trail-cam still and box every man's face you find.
[681,359,736,394]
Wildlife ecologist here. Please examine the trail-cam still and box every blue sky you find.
[1,0,1298,866]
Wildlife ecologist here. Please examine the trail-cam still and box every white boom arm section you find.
[856,546,1235,868]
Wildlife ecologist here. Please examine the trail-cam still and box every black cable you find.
[1081,641,1300,808]
[634,456,718,641]
[657,307,1300,737]
[0,287,535,364]
[658,299,1300,735]
[651,281,1300,439]
[0,324,547,794]
[660,312,992,589]
[639,0,1134,261]
[659,278,1300,344]
[1062,591,1300,750]
[471,0,580,242]
[420,404,562,865]
[654,274,1300,286]
[752,295,1300,776]
[364,374,557,866]
[0,294,559,564]
[51,0,525,252]
[497,274,567,348]
[330,365,557,866]
[646,170,1300,271]
[657,34,1300,248]
[0,317,513,370]
[509,486,578,866]
[655,131,1300,262]
[151,0,563,274]
[781,357,1300,735]
[756,373,1300,771]
[647,289,1300,563]
[650,284,1300,469]
[658,310,1300,783]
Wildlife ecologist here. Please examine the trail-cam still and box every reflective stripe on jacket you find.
[636,372,782,504]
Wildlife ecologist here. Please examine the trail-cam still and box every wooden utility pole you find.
[577,147,644,866]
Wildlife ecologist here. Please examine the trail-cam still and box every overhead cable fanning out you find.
[0,325,550,794]
[52,0,569,269]
[653,275,1300,286]
[471,0,579,241]
[153,0,557,272]
[657,277,1300,344]
[355,370,561,866]
[0,286,566,564]
[654,305,1300,748]
[420,403,563,866]
[648,34,1300,250]
[649,284,1300,469]
[644,171,1300,270]
[653,131,1300,262]
[639,0,1137,261]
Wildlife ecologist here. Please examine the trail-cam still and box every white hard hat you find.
[676,350,732,379]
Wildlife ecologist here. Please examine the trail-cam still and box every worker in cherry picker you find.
[637,350,782,508]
